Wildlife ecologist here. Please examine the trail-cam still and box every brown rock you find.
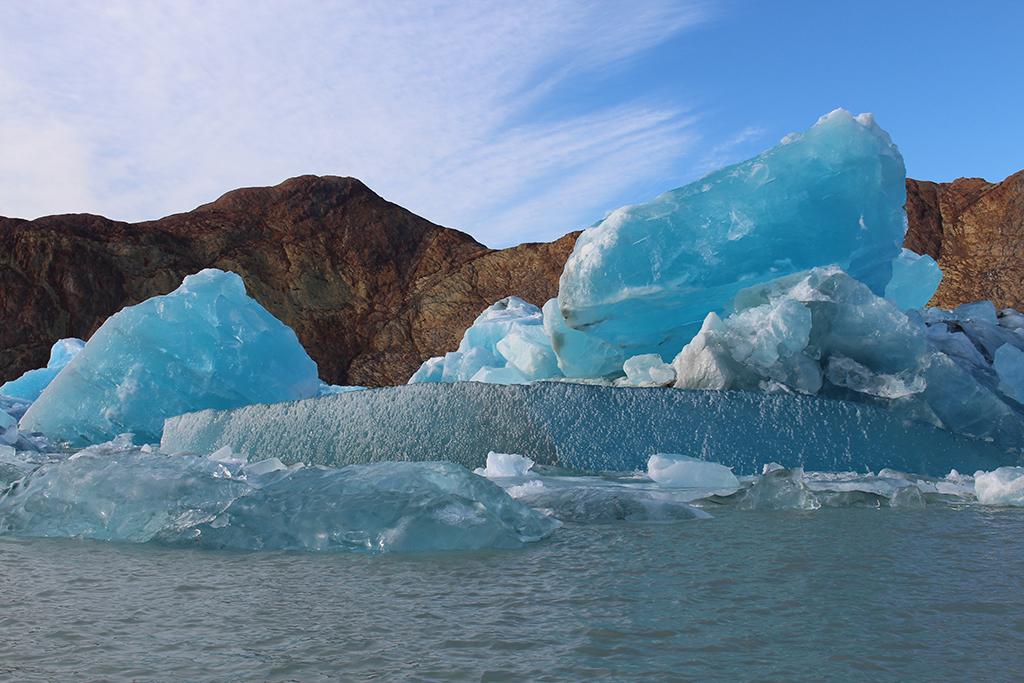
[905,171,1024,308]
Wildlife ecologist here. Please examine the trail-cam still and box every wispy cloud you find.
[0,0,710,245]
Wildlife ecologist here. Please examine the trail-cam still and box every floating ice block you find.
[21,269,319,445]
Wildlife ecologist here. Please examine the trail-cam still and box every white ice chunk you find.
[974,467,1024,506]
[474,451,535,478]
[647,453,740,490]
[619,354,676,387]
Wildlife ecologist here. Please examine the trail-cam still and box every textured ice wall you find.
[21,269,319,445]
[552,110,908,375]
[161,382,1010,477]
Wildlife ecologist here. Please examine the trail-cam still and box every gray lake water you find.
[3,505,1023,682]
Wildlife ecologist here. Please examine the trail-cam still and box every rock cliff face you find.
[2,171,1021,386]
[905,171,1024,309]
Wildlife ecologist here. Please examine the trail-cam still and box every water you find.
[3,505,1023,681]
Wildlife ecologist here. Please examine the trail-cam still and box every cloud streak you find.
[0,0,709,245]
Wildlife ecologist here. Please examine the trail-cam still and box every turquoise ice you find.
[672,266,1024,451]
[20,269,320,445]
[160,382,1010,477]
[553,110,908,376]
[0,338,85,402]
[884,248,943,310]
[409,296,560,384]
[0,439,556,552]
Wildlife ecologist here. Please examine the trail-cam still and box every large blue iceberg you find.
[20,269,320,445]
[0,338,85,402]
[0,438,556,552]
[551,109,908,376]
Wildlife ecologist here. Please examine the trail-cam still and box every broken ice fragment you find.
[618,354,676,387]
[473,452,535,478]
[884,248,942,310]
[647,453,740,490]
[410,297,561,384]
[974,467,1024,506]
[0,338,85,402]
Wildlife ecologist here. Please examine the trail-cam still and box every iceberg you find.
[553,110,907,376]
[672,266,1024,451]
[974,467,1024,506]
[0,440,556,552]
[884,248,943,310]
[409,297,560,384]
[0,338,85,402]
[20,269,320,445]
[474,452,536,479]
[646,453,740,490]
[161,382,1009,477]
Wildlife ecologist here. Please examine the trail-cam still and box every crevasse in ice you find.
[409,297,560,384]
[0,438,557,552]
[0,338,85,402]
[20,269,320,445]
[551,110,908,376]
[672,266,1024,451]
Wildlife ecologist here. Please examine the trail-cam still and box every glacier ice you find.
[884,248,943,310]
[552,110,907,376]
[474,452,535,479]
[503,477,711,523]
[20,269,320,445]
[736,468,821,511]
[0,441,556,552]
[994,344,1024,405]
[672,266,1024,451]
[409,297,560,384]
[0,410,17,446]
[161,382,1009,477]
[646,453,740,491]
[973,467,1024,506]
[0,338,85,402]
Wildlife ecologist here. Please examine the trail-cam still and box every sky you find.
[1,0,1021,246]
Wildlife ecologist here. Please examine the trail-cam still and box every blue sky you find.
[1,1,1020,246]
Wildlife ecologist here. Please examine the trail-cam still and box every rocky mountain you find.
[1,176,576,386]
[905,170,1024,310]
[2,171,1021,386]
